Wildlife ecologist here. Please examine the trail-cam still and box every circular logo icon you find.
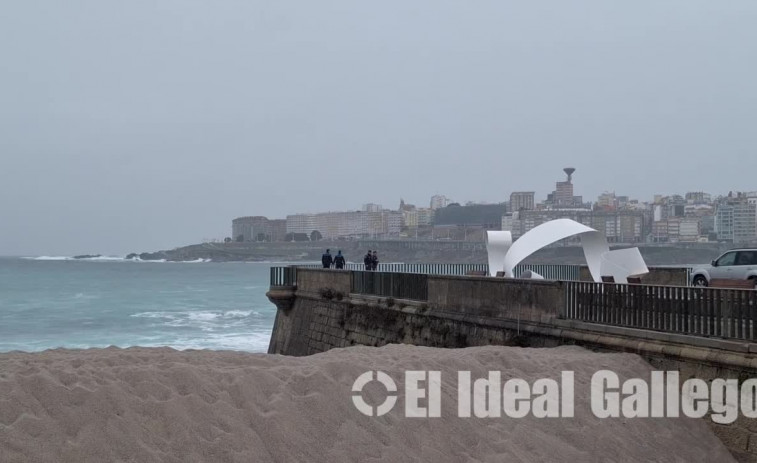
[352,371,398,416]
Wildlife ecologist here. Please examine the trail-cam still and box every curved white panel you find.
[503,219,598,278]
[519,270,545,280]
[579,230,611,282]
[599,248,649,284]
[485,231,512,276]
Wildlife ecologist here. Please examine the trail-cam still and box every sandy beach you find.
[0,344,734,462]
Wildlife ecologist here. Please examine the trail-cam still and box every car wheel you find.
[692,275,708,287]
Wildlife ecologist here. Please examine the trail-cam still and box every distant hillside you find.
[130,240,730,266]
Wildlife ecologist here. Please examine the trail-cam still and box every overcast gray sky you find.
[1,1,755,256]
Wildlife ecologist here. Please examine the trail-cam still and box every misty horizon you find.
[2,1,756,256]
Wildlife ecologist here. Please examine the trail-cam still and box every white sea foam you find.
[250,260,316,264]
[188,312,220,321]
[131,310,258,333]
[224,310,254,318]
[131,311,174,319]
[162,331,272,352]
[22,256,211,263]
[25,255,127,262]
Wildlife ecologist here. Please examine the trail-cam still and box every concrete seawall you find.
[268,268,757,461]
[579,265,691,286]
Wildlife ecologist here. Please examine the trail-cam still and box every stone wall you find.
[267,269,757,461]
[579,265,690,286]
[428,275,564,323]
[280,296,537,356]
[294,268,351,294]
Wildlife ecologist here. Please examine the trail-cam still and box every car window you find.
[717,252,737,266]
[736,251,757,266]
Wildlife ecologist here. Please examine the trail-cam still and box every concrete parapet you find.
[427,275,564,323]
[580,265,690,286]
[294,268,351,294]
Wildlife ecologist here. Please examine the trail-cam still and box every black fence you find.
[351,271,429,301]
[270,266,297,286]
[564,281,757,341]
[293,262,582,280]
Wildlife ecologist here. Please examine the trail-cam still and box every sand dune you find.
[0,345,734,462]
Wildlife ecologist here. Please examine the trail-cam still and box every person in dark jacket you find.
[321,249,333,269]
[334,250,345,269]
[364,250,372,270]
[371,250,379,271]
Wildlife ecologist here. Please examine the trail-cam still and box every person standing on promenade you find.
[334,250,345,269]
[364,250,372,271]
[371,250,379,271]
[321,249,333,269]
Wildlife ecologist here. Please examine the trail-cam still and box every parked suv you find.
[690,249,757,287]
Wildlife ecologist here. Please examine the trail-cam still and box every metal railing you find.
[512,264,581,281]
[564,281,757,341]
[351,271,429,301]
[270,266,297,286]
[294,262,487,274]
[293,263,581,280]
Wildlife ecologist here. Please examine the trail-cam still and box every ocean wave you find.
[224,310,254,318]
[21,256,211,263]
[188,312,220,321]
[153,331,272,352]
[23,256,126,261]
[24,255,128,262]
[131,310,259,331]
[248,260,318,264]
[0,330,272,353]
[131,312,172,319]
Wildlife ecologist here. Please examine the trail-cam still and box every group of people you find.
[320,248,379,271]
[363,249,379,271]
[321,249,346,269]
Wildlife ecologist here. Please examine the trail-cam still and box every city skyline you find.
[227,180,756,248]
[4,176,757,256]
[242,183,753,221]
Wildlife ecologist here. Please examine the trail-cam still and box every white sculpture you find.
[484,230,512,277]
[486,218,648,283]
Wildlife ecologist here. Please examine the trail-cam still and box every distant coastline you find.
[69,240,734,266]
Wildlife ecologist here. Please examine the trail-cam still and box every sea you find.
[0,257,279,353]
